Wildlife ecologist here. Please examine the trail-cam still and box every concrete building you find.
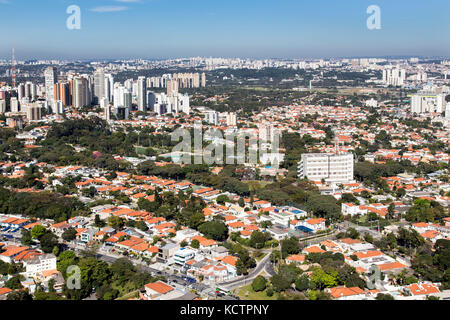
[0,99,5,113]
[26,104,42,121]
[298,153,354,183]
[205,111,219,125]
[226,112,237,126]
[137,76,147,111]
[10,97,19,113]
[93,69,106,104]
[23,254,57,278]
[44,66,57,102]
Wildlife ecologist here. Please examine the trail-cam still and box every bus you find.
[215,287,231,296]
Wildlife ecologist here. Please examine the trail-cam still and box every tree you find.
[249,230,266,249]
[216,195,231,205]
[280,237,299,258]
[31,225,47,239]
[39,232,59,253]
[5,275,24,290]
[21,229,33,246]
[346,227,360,240]
[376,293,395,300]
[295,274,310,291]
[6,290,33,301]
[94,214,106,228]
[108,216,124,230]
[252,275,267,292]
[62,228,77,242]
[191,239,200,249]
[57,250,78,277]
[270,274,291,292]
[198,220,228,241]
[310,268,338,290]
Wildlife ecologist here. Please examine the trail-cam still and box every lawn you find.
[235,284,277,301]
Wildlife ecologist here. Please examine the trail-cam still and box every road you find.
[218,252,272,290]
[67,244,212,296]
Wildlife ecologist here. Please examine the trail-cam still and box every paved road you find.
[218,252,271,290]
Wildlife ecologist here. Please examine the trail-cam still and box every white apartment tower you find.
[137,76,147,112]
[93,69,106,104]
[226,112,237,126]
[298,153,354,183]
[44,67,57,102]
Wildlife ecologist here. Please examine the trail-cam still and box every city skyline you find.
[0,0,449,60]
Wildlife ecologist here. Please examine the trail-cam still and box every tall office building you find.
[298,153,354,183]
[44,67,57,102]
[137,76,147,111]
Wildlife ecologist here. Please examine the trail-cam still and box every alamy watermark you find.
[366,5,381,30]
[366,264,382,290]
[171,122,282,168]
[66,5,81,30]
[66,265,81,290]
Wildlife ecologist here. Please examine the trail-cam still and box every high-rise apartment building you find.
[226,112,237,126]
[93,69,106,104]
[298,153,354,183]
[0,99,6,113]
[137,76,147,112]
[44,67,57,102]
[73,77,89,108]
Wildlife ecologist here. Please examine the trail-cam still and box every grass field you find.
[235,285,277,301]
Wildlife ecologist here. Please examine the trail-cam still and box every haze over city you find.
[0,0,449,60]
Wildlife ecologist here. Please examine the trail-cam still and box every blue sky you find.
[0,0,449,60]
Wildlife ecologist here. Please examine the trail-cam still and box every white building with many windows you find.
[23,254,57,278]
[298,153,354,183]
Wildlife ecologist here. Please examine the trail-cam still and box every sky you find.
[0,0,449,60]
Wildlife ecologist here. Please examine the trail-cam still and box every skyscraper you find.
[10,97,19,113]
[411,95,423,114]
[73,77,89,108]
[137,76,147,112]
[94,69,106,104]
[44,67,57,102]
[105,74,114,103]
[201,73,206,87]
[167,79,178,96]
[26,103,42,121]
